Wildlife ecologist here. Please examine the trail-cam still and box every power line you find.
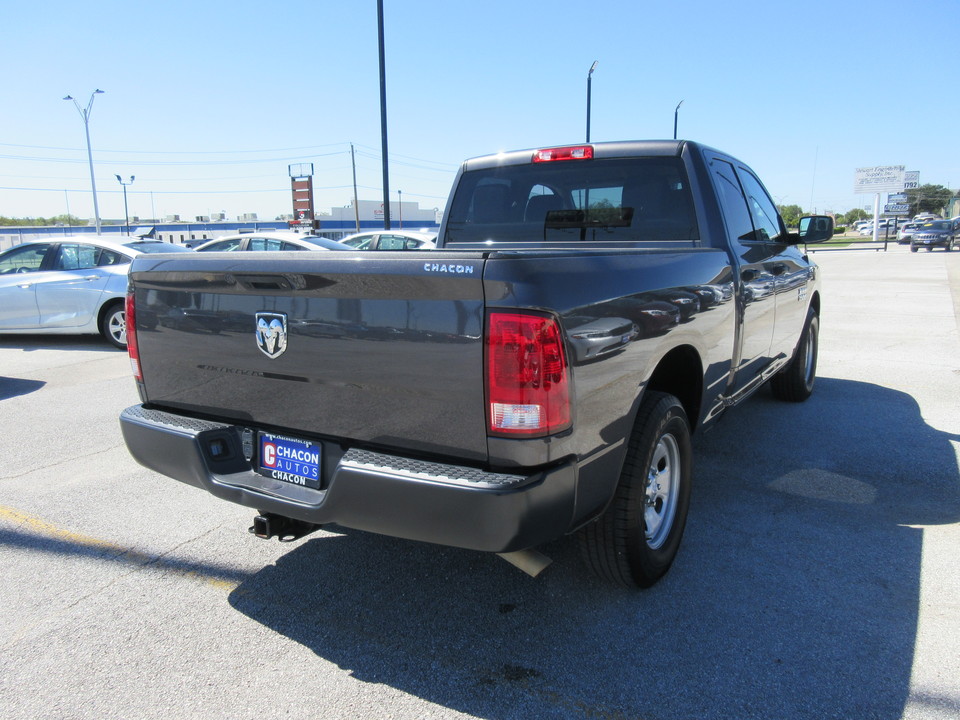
[0,151,346,167]
[0,141,351,155]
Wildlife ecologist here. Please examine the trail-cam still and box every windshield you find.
[923,221,951,231]
[444,157,699,245]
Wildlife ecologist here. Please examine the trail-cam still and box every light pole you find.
[673,100,684,140]
[64,89,105,235]
[377,0,391,229]
[586,61,598,142]
[398,189,402,229]
[115,175,135,234]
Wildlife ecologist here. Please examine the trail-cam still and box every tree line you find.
[0,214,87,227]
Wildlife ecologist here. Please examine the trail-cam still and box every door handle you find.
[741,269,759,282]
[769,263,787,276]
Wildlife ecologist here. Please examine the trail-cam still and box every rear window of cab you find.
[444,156,699,245]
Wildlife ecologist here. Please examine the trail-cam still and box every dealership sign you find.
[854,166,906,194]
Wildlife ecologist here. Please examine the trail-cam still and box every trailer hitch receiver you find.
[249,513,320,543]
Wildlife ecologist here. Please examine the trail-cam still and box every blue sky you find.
[3,0,958,223]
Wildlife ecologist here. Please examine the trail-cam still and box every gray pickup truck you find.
[120,140,832,587]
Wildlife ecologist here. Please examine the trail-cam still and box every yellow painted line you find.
[1,504,120,551]
[0,504,242,591]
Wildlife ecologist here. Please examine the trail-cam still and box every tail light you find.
[486,312,571,436]
[125,291,142,381]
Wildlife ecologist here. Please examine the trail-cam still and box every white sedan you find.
[338,230,437,251]
[193,231,351,252]
[0,236,191,349]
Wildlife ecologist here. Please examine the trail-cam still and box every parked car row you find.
[855,214,959,243]
[193,230,438,253]
[192,232,354,253]
[0,229,440,349]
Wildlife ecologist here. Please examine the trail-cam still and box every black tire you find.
[771,308,818,402]
[578,391,692,588]
[99,301,127,350]
[911,246,918,252]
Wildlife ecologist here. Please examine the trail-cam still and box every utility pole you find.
[351,143,361,232]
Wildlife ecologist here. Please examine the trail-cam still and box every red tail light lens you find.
[532,145,594,163]
[125,291,142,381]
[486,312,571,436]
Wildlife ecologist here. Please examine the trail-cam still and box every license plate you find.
[256,433,321,489]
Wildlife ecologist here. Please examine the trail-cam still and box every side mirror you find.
[797,215,834,244]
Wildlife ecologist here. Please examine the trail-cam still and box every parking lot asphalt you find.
[0,242,958,720]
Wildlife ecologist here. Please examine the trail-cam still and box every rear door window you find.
[54,244,100,271]
[248,237,285,252]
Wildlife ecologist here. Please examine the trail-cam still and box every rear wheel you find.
[99,301,127,349]
[771,308,818,402]
[579,392,692,588]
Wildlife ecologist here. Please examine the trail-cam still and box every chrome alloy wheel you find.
[644,433,681,549]
[108,309,126,346]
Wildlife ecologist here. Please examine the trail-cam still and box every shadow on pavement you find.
[0,336,118,352]
[0,376,46,401]
[228,377,960,719]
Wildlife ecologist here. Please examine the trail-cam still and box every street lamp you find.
[398,189,402,229]
[674,100,684,140]
[115,175,135,234]
[586,61,598,142]
[377,0,391,230]
[64,89,105,235]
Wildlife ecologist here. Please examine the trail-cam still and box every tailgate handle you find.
[232,274,294,291]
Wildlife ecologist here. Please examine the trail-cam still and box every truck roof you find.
[461,140,696,171]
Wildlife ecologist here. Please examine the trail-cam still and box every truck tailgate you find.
[130,251,489,462]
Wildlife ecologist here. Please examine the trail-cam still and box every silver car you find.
[338,230,437,251]
[897,222,922,244]
[193,231,351,252]
[0,236,191,349]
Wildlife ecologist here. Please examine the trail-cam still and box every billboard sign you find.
[903,171,920,190]
[854,166,906,194]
